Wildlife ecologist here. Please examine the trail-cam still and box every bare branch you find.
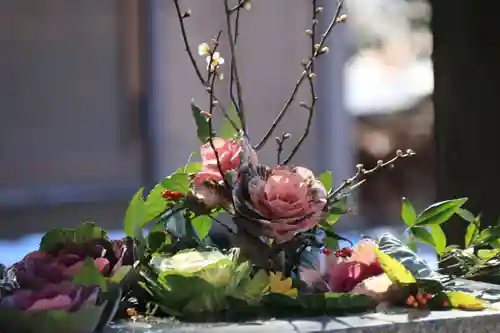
[276,132,292,165]
[172,0,208,86]
[329,149,416,202]
[224,0,247,133]
[254,0,345,150]
[283,0,320,164]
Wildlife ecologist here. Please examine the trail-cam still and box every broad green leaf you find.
[191,100,213,143]
[219,102,242,139]
[411,226,435,247]
[191,215,213,240]
[476,225,500,245]
[415,198,468,226]
[445,291,486,310]
[374,248,416,284]
[318,171,333,191]
[161,172,190,194]
[401,197,417,227]
[123,188,148,239]
[72,257,107,290]
[39,222,107,252]
[145,183,169,221]
[465,216,480,248]
[430,225,447,254]
[147,231,170,253]
[323,235,339,250]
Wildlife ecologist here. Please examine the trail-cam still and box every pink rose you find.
[198,137,243,183]
[233,165,327,244]
[192,137,257,208]
[301,239,384,293]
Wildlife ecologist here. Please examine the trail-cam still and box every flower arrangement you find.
[0,0,498,331]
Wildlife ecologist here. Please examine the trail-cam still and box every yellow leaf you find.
[446,291,487,310]
[373,248,416,284]
[267,272,298,297]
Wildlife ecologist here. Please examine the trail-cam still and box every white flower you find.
[206,52,225,72]
[198,42,210,56]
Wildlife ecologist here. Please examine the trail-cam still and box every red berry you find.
[406,295,415,306]
[322,248,332,255]
[441,301,449,307]
[162,190,184,200]
[335,247,353,258]
[426,293,433,300]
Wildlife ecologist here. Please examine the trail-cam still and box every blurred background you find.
[0,0,435,266]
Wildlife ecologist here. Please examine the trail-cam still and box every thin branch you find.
[283,1,319,164]
[254,0,345,150]
[172,0,207,86]
[276,132,291,165]
[206,30,232,190]
[328,149,416,202]
[224,0,246,133]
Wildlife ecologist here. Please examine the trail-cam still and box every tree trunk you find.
[433,1,500,247]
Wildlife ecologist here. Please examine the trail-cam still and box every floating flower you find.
[233,164,327,244]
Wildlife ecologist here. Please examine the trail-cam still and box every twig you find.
[254,0,345,150]
[206,30,232,189]
[282,1,320,164]
[224,0,246,133]
[329,149,416,202]
[172,0,207,86]
[276,132,292,165]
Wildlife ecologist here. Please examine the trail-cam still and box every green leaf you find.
[406,236,417,253]
[0,301,106,333]
[445,291,486,310]
[184,162,203,174]
[219,102,242,139]
[323,292,377,312]
[415,198,468,226]
[240,269,269,300]
[123,188,148,239]
[465,215,480,248]
[39,222,107,252]
[374,248,416,284]
[191,100,213,143]
[109,266,133,284]
[430,225,447,254]
[411,226,435,247]
[72,257,107,291]
[401,197,417,227]
[145,183,169,221]
[324,196,348,225]
[191,215,213,240]
[318,171,333,191]
[161,172,190,194]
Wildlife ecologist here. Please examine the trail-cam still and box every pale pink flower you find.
[301,239,384,293]
[233,165,327,243]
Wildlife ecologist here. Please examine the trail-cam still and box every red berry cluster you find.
[162,190,184,200]
[406,292,449,308]
[321,247,353,258]
[335,247,353,258]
